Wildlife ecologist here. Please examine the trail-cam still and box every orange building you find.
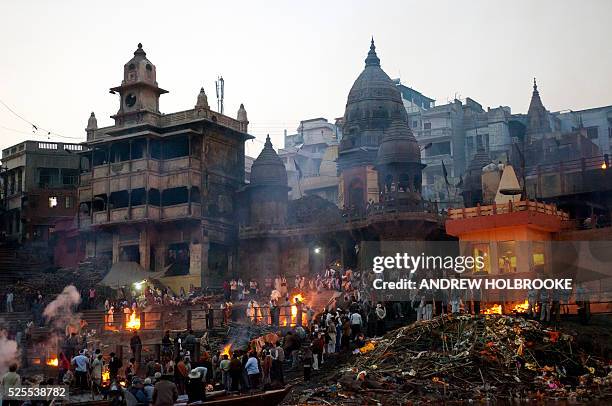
[446,200,569,309]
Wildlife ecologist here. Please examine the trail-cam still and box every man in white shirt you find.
[72,350,90,389]
[349,312,362,340]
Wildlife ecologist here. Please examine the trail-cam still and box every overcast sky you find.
[1,0,611,157]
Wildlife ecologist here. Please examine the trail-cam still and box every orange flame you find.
[46,357,59,366]
[221,344,232,357]
[102,370,110,383]
[482,304,502,315]
[512,299,529,313]
[126,309,141,330]
[290,293,306,326]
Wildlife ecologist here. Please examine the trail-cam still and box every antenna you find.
[215,76,224,114]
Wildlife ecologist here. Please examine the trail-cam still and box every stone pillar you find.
[200,234,210,289]
[139,226,150,271]
[112,233,120,264]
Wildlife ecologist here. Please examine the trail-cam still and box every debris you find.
[294,314,612,404]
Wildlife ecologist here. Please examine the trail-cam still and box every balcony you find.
[89,203,201,225]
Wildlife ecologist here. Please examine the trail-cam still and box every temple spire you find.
[365,36,380,67]
[526,77,551,135]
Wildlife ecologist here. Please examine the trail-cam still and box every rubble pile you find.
[298,314,612,404]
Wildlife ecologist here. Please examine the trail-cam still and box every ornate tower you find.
[338,39,410,209]
[110,43,168,126]
[85,112,97,141]
[375,117,425,208]
[246,135,290,225]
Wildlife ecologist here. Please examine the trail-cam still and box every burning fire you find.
[289,293,306,326]
[46,357,59,367]
[512,299,530,313]
[102,370,110,383]
[482,304,502,315]
[221,344,232,357]
[126,309,141,330]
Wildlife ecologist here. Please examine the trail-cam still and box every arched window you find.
[398,173,410,192]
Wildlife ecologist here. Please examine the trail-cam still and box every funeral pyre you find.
[296,314,612,404]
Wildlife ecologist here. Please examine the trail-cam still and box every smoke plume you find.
[43,285,82,330]
[0,330,20,375]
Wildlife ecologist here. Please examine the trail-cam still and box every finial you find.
[365,37,380,67]
[134,43,146,56]
[264,134,273,147]
[533,77,537,91]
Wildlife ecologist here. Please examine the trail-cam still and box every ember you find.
[482,303,502,314]
[126,309,141,330]
[512,299,529,313]
[46,357,58,367]
[102,370,110,383]
[221,343,232,357]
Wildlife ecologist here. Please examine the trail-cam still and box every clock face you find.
[125,93,137,108]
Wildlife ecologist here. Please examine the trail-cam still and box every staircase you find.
[0,245,49,286]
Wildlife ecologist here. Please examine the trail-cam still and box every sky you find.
[0,0,611,158]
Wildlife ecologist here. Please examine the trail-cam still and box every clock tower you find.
[110,43,168,126]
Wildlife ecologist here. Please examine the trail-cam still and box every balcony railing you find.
[447,200,569,220]
[89,203,201,225]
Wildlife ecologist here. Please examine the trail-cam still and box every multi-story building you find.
[279,118,340,204]
[0,140,82,243]
[76,43,251,291]
[554,105,612,155]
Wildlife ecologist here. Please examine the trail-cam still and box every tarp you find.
[99,261,166,288]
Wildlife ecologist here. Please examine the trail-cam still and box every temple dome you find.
[376,118,422,166]
[249,135,288,187]
[339,38,411,169]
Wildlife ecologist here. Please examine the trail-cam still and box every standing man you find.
[130,330,143,364]
[152,374,179,406]
[349,310,362,340]
[375,302,387,337]
[72,350,90,390]
[6,290,14,313]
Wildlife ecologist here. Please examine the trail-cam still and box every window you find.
[532,241,546,272]
[424,122,432,130]
[466,136,474,152]
[586,126,599,140]
[49,196,58,208]
[412,121,418,128]
[65,196,73,209]
[472,243,490,274]
[425,141,451,157]
[425,172,435,185]
[497,241,517,273]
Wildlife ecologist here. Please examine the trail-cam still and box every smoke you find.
[43,285,82,331]
[0,330,20,375]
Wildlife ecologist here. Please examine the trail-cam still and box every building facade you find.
[76,44,251,291]
[0,140,82,243]
[279,118,340,204]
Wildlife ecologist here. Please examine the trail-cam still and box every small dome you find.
[86,112,98,130]
[237,103,248,122]
[376,118,421,166]
[195,87,209,109]
[250,135,288,187]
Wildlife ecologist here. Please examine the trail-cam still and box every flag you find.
[456,175,463,188]
[293,159,303,179]
[441,160,450,186]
